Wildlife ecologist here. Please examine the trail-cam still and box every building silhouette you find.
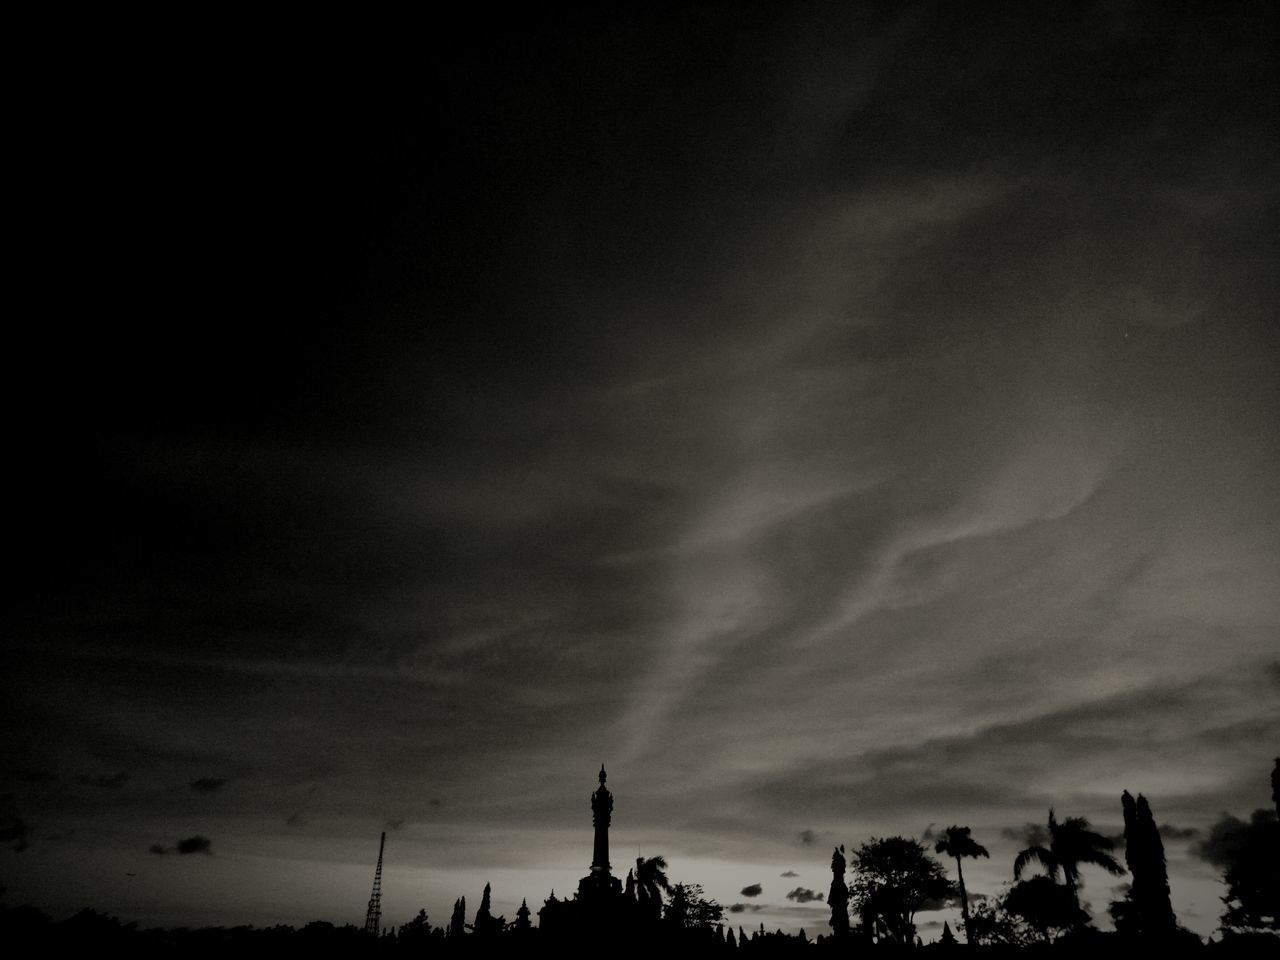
[578,764,623,901]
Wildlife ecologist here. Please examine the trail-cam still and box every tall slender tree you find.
[1115,791,1177,937]
[474,882,493,934]
[1015,809,1125,924]
[935,825,989,943]
[448,897,466,938]
[1271,757,1278,819]
[828,845,850,938]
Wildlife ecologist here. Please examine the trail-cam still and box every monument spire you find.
[591,763,612,875]
[578,763,622,901]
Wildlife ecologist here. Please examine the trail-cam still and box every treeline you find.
[820,758,1277,950]
[0,760,1275,956]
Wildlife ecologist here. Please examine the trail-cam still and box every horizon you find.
[4,1,1278,945]
[4,759,1274,940]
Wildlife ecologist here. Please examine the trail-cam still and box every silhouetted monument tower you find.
[592,764,612,874]
[578,764,622,901]
[364,831,385,935]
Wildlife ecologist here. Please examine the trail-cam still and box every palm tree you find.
[934,825,989,944]
[635,855,671,922]
[1014,809,1124,924]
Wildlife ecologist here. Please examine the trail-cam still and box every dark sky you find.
[5,1,1279,938]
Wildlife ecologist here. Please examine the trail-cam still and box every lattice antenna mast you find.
[364,831,386,936]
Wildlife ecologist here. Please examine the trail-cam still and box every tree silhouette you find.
[397,908,431,946]
[1272,757,1279,819]
[1014,809,1124,924]
[1004,876,1089,943]
[474,882,494,934]
[848,836,952,946]
[635,855,671,922]
[664,882,723,930]
[1205,809,1280,935]
[965,896,1028,947]
[472,881,506,935]
[827,845,850,939]
[1111,791,1177,938]
[934,825,989,944]
[448,897,466,938]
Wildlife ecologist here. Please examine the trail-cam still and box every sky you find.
[5,1,1279,942]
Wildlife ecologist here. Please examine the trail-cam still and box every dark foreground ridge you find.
[1,760,1276,957]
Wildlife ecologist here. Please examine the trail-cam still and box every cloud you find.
[798,830,817,846]
[1001,823,1049,847]
[749,670,1279,833]
[152,836,213,855]
[189,777,227,792]
[780,870,799,878]
[79,771,129,789]
[785,888,824,903]
[740,883,763,897]
[1192,810,1277,867]
[729,903,766,914]
[177,835,212,855]
[1158,823,1199,841]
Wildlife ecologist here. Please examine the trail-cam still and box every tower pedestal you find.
[577,869,623,901]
